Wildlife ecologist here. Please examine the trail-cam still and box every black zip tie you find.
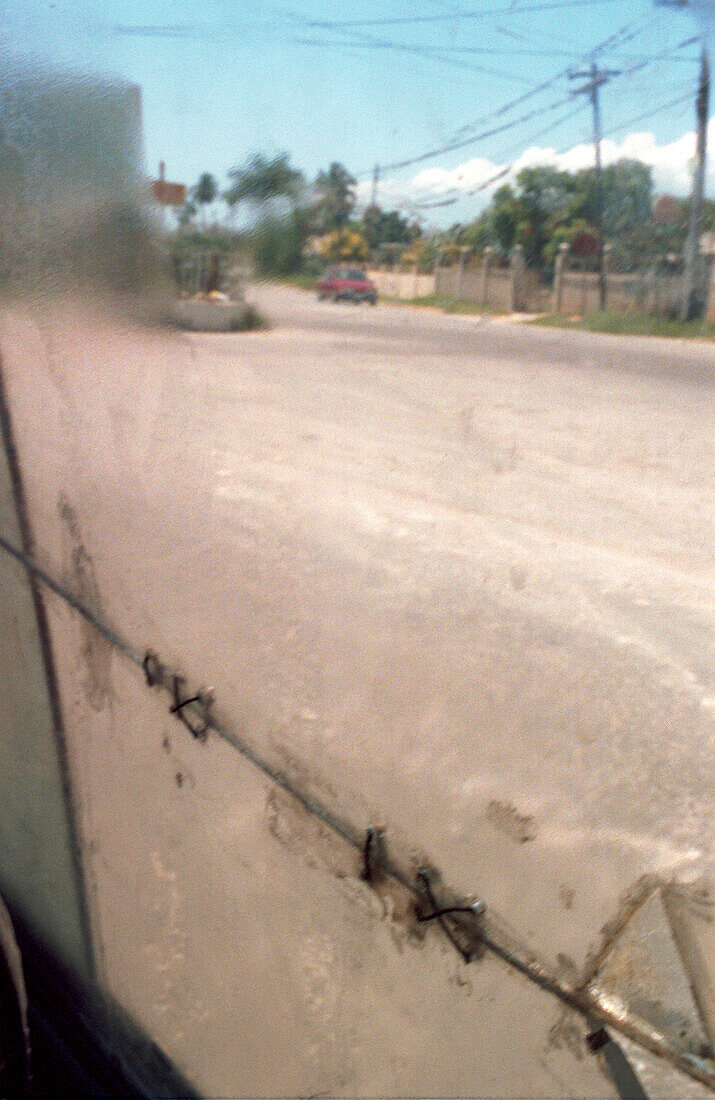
[142,650,161,687]
[417,903,487,923]
[415,868,485,964]
[361,826,387,884]
[586,1027,610,1054]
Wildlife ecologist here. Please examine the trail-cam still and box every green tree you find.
[490,184,523,256]
[314,162,356,231]
[253,209,310,276]
[193,171,218,207]
[459,158,662,274]
[570,159,652,241]
[362,206,417,252]
[511,166,576,266]
[224,153,307,275]
[225,153,304,215]
[190,172,218,228]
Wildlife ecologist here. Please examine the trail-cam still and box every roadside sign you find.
[150,179,186,206]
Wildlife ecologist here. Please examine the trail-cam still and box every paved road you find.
[255,281,715,385]
[240,284,715,930]
[2,284,713,1091]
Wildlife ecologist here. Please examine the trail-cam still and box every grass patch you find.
[532,310,715,340]
[381,293,504,316]
[270,273,318,291]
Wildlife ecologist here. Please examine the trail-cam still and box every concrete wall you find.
[371,256,711,320]
[367,268,435,299]
[555,269,684,317]
[434,261,513,312]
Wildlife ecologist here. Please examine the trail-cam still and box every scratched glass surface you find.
[0,2,713,1095]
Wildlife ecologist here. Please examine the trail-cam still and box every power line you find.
[453,19,647,138]
[286,5,652,177]
[365,28,696,175]
[283,0,546,85]
[616,32,699,78]
[465,99,591,190]
[366,100,588,209]
[287,32,537,81]
[458,89,695,199]
[379,92,574,171]
[304,0,624,30]
[277,0,543,83]
[379,87,693,214]
[409,42,700,61]
[605,87,696,134]
[292,26,699,65]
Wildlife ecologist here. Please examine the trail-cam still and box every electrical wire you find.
[401,42,700,61]
[0,534,712,1090]
[304,0,625,31]
[283,3,540,85]
[464,100,590,192]
[462,88,696,196]
[285,8,654,151]
[286,31,537,81]
[378,92,577,171]
[604,88,697,135]
[362,28,697,175]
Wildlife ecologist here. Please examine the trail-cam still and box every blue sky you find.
[2,0,712,224]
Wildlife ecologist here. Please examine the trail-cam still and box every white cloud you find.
[372,118,715,217]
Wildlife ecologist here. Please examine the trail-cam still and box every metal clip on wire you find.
[170,674,213,741]
[415,867,486,964]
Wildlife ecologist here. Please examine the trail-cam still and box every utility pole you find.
[371,164,380,208]
[681,48,710,319]
[655,0,711,320]
[569,63,620,311]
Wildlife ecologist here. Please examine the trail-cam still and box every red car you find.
[316,266,377,304]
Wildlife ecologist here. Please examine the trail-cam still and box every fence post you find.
[510,243,525,312]
[554,241,569,313]
[481,246,493,308]
[653,261,661,316]
[602,242,613,311]
[456,247,468,300]
[706,258,715,322]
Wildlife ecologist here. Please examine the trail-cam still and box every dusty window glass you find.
[0,2,713,1096]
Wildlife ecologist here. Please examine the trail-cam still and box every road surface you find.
[1,283,713,1094]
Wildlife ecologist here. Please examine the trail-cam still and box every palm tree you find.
[314,162,356,231]
[191,172,218,228]
[224,153,303,217]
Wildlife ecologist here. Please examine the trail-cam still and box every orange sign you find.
[151,179,187,206]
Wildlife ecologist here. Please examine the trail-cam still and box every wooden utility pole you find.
[681,48,710,320]
[654,0,711,319]
[569,63,620,311]
[371,164,380,208]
